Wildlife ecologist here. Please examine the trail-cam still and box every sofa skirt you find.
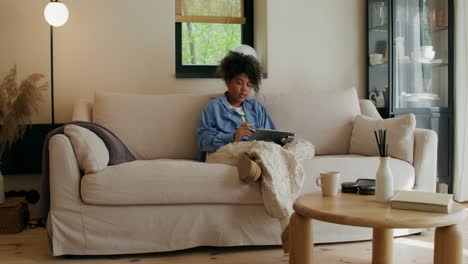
[48,202,419,256]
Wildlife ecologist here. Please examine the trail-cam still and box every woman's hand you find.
[235,122,255,142]
[281,135,294,145]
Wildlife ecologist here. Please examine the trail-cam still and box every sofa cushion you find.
[80,159,263,205]
[64,124,109,174]
[81,155,414,206]
[93,89,360,160]
[349,114,416,163]
[261,88,361,155]
[93,92,214,160]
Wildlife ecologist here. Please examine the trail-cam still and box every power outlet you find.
[437,183,449,194]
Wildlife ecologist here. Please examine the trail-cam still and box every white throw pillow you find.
[64,124,109,174]
[349,114,416,163]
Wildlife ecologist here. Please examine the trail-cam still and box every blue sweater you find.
[196,93,276,161]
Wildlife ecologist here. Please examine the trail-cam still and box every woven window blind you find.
[176,0,245,24]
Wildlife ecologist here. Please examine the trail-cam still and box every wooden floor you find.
[1,219,468,264]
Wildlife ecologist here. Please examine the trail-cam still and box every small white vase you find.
[0,170,4,204]
[375,156,393,203]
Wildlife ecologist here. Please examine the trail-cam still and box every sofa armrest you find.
[359,99,382,119]
[48,134,85,253]
[72,98,93,122]
[49,134,82,212]
[413,128,438,192]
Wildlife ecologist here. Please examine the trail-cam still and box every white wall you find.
[266,0,365,96]
[0,0,50,123]
[1,0,365,123]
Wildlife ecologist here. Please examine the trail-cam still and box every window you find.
[175,0,253,78]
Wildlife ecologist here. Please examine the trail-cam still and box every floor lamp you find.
[44,0,69,127]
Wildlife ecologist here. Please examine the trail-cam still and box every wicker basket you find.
[0,197,29,234]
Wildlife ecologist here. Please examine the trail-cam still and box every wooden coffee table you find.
[289,192,467,264]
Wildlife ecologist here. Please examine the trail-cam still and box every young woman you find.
[196,46,312,252]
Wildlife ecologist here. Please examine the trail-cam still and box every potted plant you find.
[0,65,48,203]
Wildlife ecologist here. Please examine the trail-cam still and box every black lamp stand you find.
[50,24,55,127]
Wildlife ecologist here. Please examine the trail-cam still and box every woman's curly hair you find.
[218,51,262,94]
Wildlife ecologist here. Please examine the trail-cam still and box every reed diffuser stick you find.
[374,129,388,157]
[374,130,381,156]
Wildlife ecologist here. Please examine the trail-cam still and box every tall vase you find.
[0,170,4,204]
[375,156,393,203]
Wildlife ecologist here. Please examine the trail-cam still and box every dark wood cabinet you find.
[366,0,454,192]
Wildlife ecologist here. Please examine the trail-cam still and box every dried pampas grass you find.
[0,65,48,157]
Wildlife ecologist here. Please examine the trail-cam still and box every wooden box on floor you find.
[0,197,29,234]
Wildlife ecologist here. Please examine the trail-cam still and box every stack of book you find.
[390,190,454,213]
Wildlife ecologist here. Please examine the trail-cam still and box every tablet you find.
[250,129,294,144]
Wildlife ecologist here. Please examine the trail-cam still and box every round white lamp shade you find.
[44,2,69,27]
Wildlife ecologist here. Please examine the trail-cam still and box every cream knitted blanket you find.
[206,139,315,229]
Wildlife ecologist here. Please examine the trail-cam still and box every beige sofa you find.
[47,88,437,256]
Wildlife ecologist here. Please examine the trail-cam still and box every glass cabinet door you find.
[368,0,390,112]
[366,0,453,192]
[393,0,449,109]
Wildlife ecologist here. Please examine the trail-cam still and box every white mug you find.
[316,171,341,197]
